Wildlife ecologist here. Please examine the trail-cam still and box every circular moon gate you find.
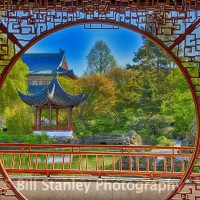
[0,1,200,199]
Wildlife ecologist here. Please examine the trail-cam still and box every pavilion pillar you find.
[34,107,38,130]
[38,107,42,129]
[56,108,59,130]
[67,106,73,131]
[49,105,52,130]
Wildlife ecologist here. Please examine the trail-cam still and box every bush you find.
[139,130,157,145]
[157,136,175,146]
[74,130,93,138]
[4,105,33,134]
[0,131,58,144]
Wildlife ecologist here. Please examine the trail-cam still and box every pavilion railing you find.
[0,144,198,178]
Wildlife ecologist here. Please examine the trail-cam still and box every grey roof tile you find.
[18,78,87,107]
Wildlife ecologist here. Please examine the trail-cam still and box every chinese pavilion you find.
[18,77,88,137]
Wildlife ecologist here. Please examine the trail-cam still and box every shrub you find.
[139,130,157,145]
[0,131,57,144]
[157,136,175,146]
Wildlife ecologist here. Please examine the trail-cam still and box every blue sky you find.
[27,25,143,76]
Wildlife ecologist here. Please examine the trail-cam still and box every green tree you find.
[58,75,116,136]
[4,104,33,134]
[127,37,177,103]
[0,58,34,134]
[138,79,160,114]
[59,75,116,120]
[161,69,195,138]
[0,59,28,114]
[86,40,117,75]
[126,37,183,140]
[127,37,175,71]
[106,67,142,110]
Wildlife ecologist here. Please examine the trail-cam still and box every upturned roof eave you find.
[19,78,88,107]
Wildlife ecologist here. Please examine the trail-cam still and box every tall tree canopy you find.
[0,59,28,114]
[125,37,195,141]
[86,40,117,75]
[58,75,116,136]
[161,69,195,138]
[59,74,116,120]
[106,67,142,109]
[127,37,175,70]
[0,57,34,134]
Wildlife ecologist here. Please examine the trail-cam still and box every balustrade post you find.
[35,107,38,130]
[56,108,59,130]
[39,107,42,129]
[49,105,52,130]
[67,106,73,131]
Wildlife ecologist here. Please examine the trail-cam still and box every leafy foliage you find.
[86,40,117,75]
[59,74,116,137]
[161,70,195,138]
[0,131,57,144]
[0,59,28,114]
[0,57,34,134]
[106,67,142,109]
[157,136,176,146]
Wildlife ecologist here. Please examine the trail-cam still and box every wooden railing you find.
[0,144,197,178]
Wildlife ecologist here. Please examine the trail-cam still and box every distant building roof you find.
[18,78,88,107]
[22,49,77,79]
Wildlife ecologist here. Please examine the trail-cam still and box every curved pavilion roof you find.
[18,78,88,107]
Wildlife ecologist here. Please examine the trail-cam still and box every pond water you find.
[34,155,73,164]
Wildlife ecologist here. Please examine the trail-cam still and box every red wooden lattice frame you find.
[0,0,200,199]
